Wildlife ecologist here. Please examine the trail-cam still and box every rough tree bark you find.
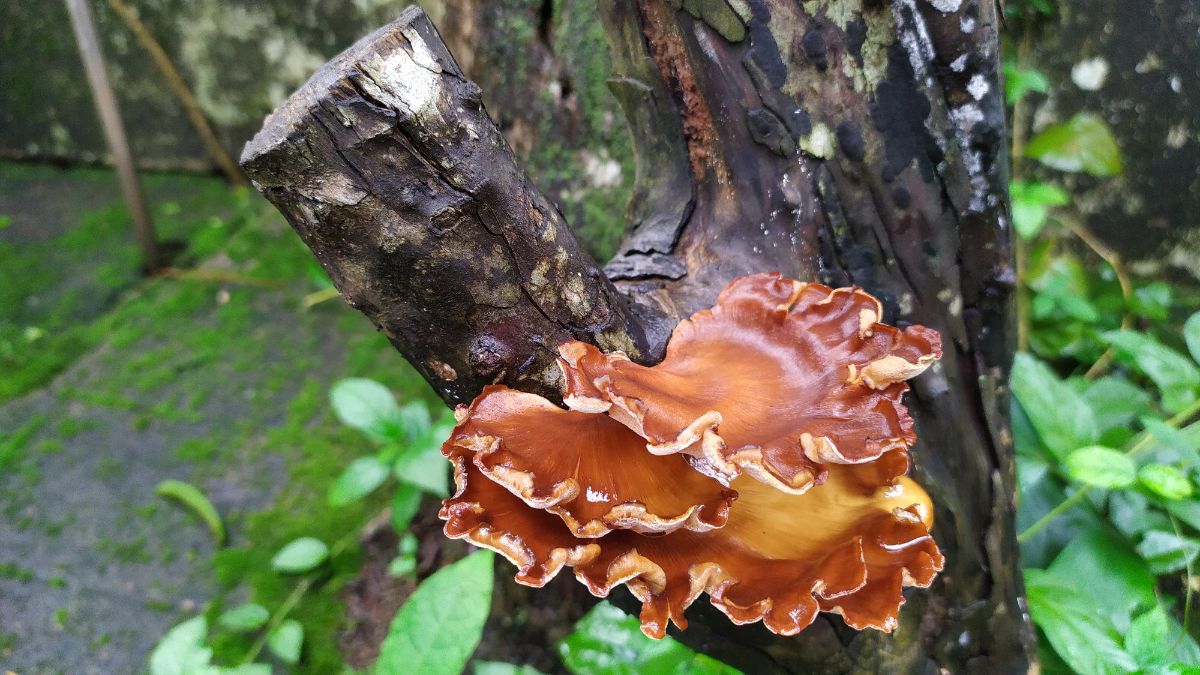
[241,2,1035,672]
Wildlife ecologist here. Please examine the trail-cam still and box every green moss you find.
[0,413,45,472]
[96,534,153,564]
[0,562,34,582]
[0,162,257,404]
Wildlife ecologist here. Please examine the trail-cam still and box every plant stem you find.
[1017,398,1200,544]
[238,507,389,665]
[1011,29,1034,352]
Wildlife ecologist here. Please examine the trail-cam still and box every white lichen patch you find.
[1070,57,1109,91]
[950,54,968,73]
[1167,123,1192,149]
[926,0,963,12]
[799,124,836,159]
[358,31,443,119]
[967,74,990,100]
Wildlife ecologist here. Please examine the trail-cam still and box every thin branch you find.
[1054,212,1135,379]
[105,0,248,186]
[1018,398,1200,543]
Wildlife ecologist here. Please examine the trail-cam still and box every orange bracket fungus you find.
[438,273,944,638]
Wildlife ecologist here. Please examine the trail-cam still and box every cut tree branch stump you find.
[242,3,1035,672]
[241,7,657,406]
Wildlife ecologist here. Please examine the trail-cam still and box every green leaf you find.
[1011,181,1069,239]
[1011,353,1098,459]
[1082,377,1153,434]
[1026,112,1124,177]
[1109,491,1172,539]
[1101,331,1200,414]
[1135,530,1200,574]
[376,550,495,675]
[217,603,270,632]
[149,616,213,675]
[267,619,304,665]
[1004,63,1051,104]
[0,216,12,229]
[473,662,547,675]
[558,601,742,675]
[398,402,433,442]
[155,480,225,545]
[1161,498,1200,532]
[214,666,271,675]
[1141,418,1200,466]
[1131,282,1172,321]
[330,378,403,440]
[392,483,424,531]
[1139,464,1193,500]
[1186,312,1200,366]
[387,556,416,578]
[1047,529,1156,632]
[394,444,450,497]
[1064,446,1136,488]
[270,537,329,574]
[328,456,391,506]
[1024,569,1139,675]
[1126,605,1200,670]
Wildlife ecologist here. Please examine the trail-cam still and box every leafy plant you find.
[156,479,226,545]
[1013,310,1200,674]
[558,602,741,675]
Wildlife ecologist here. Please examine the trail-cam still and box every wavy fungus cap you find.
[437,272,944,638]
[559,274,942,493]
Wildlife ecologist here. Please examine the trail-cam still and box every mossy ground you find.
[0,161,439,673]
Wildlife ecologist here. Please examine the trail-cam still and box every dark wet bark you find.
[242,2,1034,672]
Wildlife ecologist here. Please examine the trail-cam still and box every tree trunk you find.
[241,2,1035,672]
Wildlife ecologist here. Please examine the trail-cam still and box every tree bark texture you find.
[241,2,1035,672]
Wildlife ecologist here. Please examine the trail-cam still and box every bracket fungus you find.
[438,273,944,638]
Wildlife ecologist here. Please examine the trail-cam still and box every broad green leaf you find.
[155,480,225,545]
[558,601,741,675]
[1011,353,1097,459]
[1109,491,1172,539]
[1065,446,1136,488]
[377,550,494,675]
[217,603,270,632]
[394,445,450,496]
[1187,312,1200,366]
[1135,531,1200,574]
[1082,377,1152,434]
[1162,498,1200,533]
[328,456,391,507]
[1011,181,1069,239]
[149,616,213,675]
[1141,418,1200,467]
[1126,606,1200,671]
[1004,63,1051,104]
[474,662,547,675]
[1026,113,1123,177]
[1047,529,1155,632]
[271,537,329,574]
[1024,569,1139,675]
[1139,464,1193,500]
[330,378,403,439]
[392,483,424,531]
[398,402,433,442]
[1101,331,1200,414]
[267,619,304,665]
